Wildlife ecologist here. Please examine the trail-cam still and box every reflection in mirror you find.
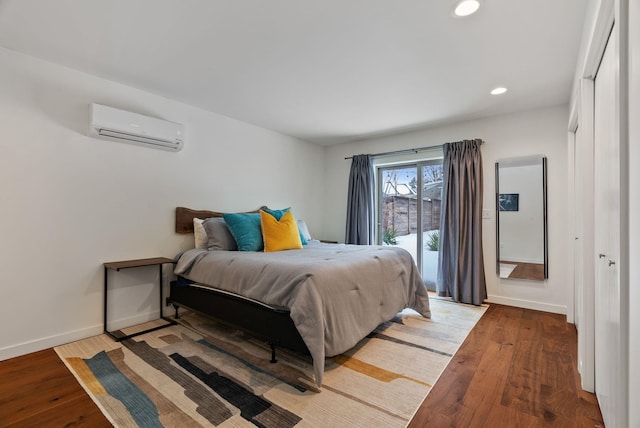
[495,155,548,281]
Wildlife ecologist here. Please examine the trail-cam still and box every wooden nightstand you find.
[103,257,176,341]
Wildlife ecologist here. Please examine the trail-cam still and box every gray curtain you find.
[437,140,487,305]
[345,154,374,245]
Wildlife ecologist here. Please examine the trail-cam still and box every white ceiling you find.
[0,0,587,145]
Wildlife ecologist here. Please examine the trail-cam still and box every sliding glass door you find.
[377,160,443,288]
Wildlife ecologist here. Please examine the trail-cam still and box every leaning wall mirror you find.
[495,155,548,281]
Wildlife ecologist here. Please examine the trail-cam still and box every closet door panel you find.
[593,27,621,427]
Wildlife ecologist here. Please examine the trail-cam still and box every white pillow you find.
[193,218,208,249]
[297,220,312,242]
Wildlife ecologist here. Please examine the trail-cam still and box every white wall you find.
[627,0,639,424]
[0,47,325,360]
[324,105,569,314]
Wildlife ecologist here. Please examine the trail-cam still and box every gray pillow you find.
[297,220,312,241]
[203,217,238,251]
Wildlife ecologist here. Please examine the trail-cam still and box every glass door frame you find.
[375,159,443,276]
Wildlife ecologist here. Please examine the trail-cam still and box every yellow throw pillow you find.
[260,209,303,252]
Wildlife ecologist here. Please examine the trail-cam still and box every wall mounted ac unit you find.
[89,103,184,151]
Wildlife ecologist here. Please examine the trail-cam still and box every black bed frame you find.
[168,281,308,362]
[169,207,309,362]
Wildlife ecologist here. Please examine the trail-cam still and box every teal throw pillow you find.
[263,207,290,220]
[222,212,263,251]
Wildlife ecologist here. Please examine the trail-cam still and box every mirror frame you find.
[495,156,548,280]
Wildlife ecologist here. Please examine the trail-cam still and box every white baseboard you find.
[0,309,165,362]
[107,310,161,331]
[485,295,567,315]
[0,323,103,361]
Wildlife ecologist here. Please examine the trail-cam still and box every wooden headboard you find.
[175,206,268,233]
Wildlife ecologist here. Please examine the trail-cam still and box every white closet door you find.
[572,129,583,330]
[593,27,621,427]
[572,128,587,377]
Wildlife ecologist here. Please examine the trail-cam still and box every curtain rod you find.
[344,139,484,160]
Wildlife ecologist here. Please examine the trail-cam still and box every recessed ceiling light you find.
[491,87,507,95]
[453,0,480,17]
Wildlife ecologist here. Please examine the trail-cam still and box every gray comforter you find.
[174,241,431,386]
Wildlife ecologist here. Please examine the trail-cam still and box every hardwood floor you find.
[0,304,603,427]
[501,260,546,281]
[409,303,604,427]
[0,349,111,427]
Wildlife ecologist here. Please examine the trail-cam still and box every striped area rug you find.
[55,298,486,427]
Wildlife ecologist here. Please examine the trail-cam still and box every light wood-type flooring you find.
[0,304,603,427]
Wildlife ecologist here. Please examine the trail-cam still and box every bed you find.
[169,207,431,386]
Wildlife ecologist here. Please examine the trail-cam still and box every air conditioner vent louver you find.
[89,103,184,152]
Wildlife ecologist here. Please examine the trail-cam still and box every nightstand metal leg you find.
[103,266,108,334]
[159,264,163,319]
